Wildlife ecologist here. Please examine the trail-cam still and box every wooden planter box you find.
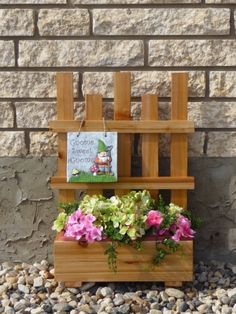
[54,234,193,287]
[51,71,195,287]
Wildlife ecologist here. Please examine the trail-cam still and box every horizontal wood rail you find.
[51,176,195,190]
[49,120,194,134]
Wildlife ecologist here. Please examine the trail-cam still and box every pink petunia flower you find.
[172,215,195,242]
[64,209,103,243]
[147,210,163,228]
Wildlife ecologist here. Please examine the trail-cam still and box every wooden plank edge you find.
[49,120,195,133]
[50,176,195,190]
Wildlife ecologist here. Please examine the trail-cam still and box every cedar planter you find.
[50,71,195,287]
[54,234,193,286]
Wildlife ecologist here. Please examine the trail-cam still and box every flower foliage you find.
[52,191,199,271]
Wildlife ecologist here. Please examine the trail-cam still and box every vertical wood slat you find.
[114,72,131,196]
[57,73,75,203]
[170,73,188,209]
[85,94,103,196]
[141,95,159,200]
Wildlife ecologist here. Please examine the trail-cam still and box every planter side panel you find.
[54,240,193,283]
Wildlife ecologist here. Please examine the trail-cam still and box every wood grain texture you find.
[51,176,195,190]
[142,94,159,200]
[49,120,194,133]
[171,73,188,209]
[56,73,75,203]
[54,239,193,283]
[85,94,103,196]
[114,72,131,195]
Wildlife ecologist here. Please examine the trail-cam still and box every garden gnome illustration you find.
[94,139,113,175]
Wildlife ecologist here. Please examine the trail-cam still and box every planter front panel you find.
[54,238,193,283]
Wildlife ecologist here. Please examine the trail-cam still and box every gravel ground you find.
[0,260,236,314]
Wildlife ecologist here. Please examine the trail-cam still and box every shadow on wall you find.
[188,157,236,264]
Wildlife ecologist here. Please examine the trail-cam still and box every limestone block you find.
[30,132,58,156]
[94,8,229,35]
[0,72,78,98]
[189,102,236,128]
[149,40,236,66]
[0,132,27,156]
[0,103,14,128]
[82,71,205,98]
[0,9,34,36]
[38,9,90,36]
[19,40,144,67]
[210,72,236,97]
[0,41,14,67]
[159,132,205,157]
[16,102,56,128]
[207,132,236,157]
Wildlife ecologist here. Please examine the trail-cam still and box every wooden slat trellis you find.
[50,71,195,287]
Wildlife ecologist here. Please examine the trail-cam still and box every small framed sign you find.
[67,132,118,183]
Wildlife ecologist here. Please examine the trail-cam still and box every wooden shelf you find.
[51,176,195,190]
[49,120,194,134]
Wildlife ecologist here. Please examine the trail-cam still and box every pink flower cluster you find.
[172,215,195,242]
[147,210,163,228]
[64,209,102,243]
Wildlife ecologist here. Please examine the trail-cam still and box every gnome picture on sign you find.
[67,132,117,183]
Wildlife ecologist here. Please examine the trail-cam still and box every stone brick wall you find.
[0,0,236,263]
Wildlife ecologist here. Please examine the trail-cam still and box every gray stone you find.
[178,302,189,312]
[18,284,29,294]
[221,296,230,304]
[33,276,43,287]
[210,72,236,97]
[197,303,209,312]
[149,40,236,66]
[100,287,113,297]
[0,41,14,67]
[228,288,236,298]
[4,308,14,314]
[38,9,89,36]
[165,288,184,299]
[14,301,26,311]
[149,310,162,314]
[0,9,34,36]
[0,284,7,294]
[114,293,125,305]
[117,304,130,313]
[94,8,229,35]
[53,302,70,312]
[0,132,27,157]
[82,71,205,98]
[29,132,58,156]
[221,304,232,314]
[198,272,207,283]
[31,307,44,314]
[160,291,169,301]
[151,302,161,310]
[207,132,236,157]
[0,103,14,128]
[16,102,56,128]
[19,40,144,67]
[0,72,78,98]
